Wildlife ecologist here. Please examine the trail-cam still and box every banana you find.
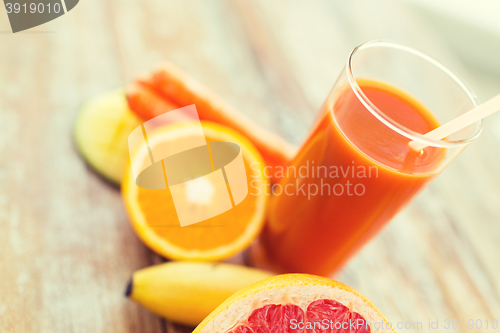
[74,89,141,185]
[125,262,273,326]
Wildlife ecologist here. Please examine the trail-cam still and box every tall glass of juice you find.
[255,41,483,276]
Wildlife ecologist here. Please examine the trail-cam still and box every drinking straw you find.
[409,93,500,152]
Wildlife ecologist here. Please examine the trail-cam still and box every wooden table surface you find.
[1,1,500,332]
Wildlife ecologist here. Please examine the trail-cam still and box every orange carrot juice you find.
[260,79,444,276]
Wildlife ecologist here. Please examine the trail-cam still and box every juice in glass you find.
[255,41,482,276]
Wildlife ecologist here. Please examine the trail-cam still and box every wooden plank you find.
[220,1,500,332]
[0,1,164,333]
[1,0,499,332]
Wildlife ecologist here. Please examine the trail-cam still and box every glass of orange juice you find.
[252,40,483,276]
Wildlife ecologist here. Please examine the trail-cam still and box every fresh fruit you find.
[127,62,297,180]
[122,121,269,261]
[126,262,273,326]
[74,89,141,184]
[194,274,396,333]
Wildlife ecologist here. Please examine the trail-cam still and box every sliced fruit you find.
[194,274,396,333]
[122,121,269,261]
[74,89,142,184]
[126,262,273,326]
[127,62,297,180]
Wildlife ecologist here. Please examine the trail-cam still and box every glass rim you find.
[346,40,483,148]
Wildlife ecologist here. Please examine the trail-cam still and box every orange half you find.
[122,121,269,261]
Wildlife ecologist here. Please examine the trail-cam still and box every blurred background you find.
[1,0,500,332]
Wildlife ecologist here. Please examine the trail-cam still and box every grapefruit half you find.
[194,274,395,333]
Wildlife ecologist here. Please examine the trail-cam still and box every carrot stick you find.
[127,82,182,121]
[132,62,297,179]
